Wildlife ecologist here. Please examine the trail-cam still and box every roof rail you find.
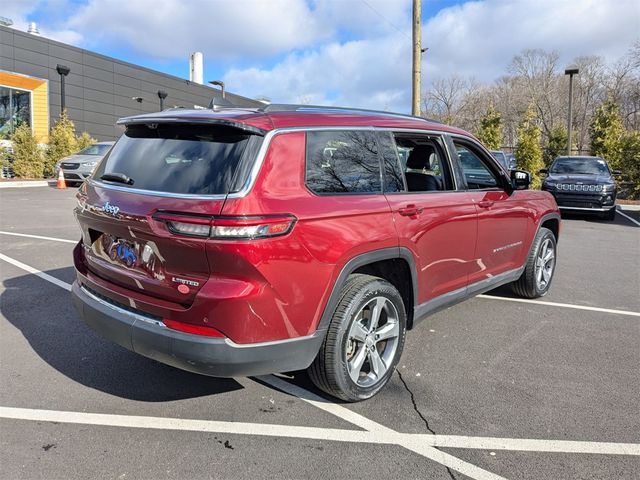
[258,103,441,124]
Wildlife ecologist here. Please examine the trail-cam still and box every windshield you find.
[550,157,609,175]
[93,123,259,195]
[78,144,112,155]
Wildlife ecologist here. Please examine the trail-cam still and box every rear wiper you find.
[101,172,134,185]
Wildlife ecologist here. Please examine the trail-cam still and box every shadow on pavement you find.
[1,267,243,402]
[560,210,638,227]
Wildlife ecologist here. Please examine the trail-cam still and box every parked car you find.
[540,156,619,220]
[490,150,517,171]
[505,153,517,169]
[55,141,115,185]
[490,150,508,171]
[71,104,560,401]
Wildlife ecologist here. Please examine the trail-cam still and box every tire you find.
[602,208,616,221]
[308,274,407,402]
[511,227,557,299]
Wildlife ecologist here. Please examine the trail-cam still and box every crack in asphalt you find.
[396,369,459,480]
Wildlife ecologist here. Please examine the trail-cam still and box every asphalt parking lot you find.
[1,185,638,480]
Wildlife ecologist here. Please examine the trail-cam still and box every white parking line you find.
[617,209,640,227]
[0,253,72,292]
[430,434,640,456]
[1,405,638,457]
[478,295,640,317]
[0,231,78,244]
[0,406,376,444]
[255,375,396,434]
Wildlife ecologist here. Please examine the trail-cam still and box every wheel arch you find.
[526,212,561,258]
[316,247,419,334]
[540,214,560,242]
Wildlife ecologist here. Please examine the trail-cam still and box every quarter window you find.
[306,130,382,194]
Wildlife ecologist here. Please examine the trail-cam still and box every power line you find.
[360,0,412,41]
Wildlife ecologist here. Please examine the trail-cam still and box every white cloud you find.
[65,0,328,60]
[423,0,640,81]
[223,33,411,110]
[5,0,639,113]
[3,0,83,44]
[225,0,639,111]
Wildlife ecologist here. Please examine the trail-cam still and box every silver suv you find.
[56,141,114,185]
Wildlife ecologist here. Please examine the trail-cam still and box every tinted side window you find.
[306,131,382,194]
[453,142,500,190]
[393,134,454,192]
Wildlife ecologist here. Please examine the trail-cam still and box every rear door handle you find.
[477,200,494,208]
[398,205,424,217]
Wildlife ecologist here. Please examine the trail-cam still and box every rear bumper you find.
[71,281,324,377]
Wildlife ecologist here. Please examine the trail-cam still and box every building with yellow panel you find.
[1,24,259,143]
[0,71,49,142]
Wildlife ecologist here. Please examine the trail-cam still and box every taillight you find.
[154,213,212,236]
[211,216,295,239]
[163,319,225,337]
[153,212,296,239]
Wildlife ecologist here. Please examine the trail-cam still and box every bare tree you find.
[420,44,638,156]
[572,56,607,154]
[423,75,478,126]
[509,49,563,138]
[607,42,640,131]
[491,75,529,150]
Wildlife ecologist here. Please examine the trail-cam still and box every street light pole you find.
[157,90,168,110]
[209,80,225,99]
[412,0,422,116]
[55,64,70,113]
[565,66,579,156]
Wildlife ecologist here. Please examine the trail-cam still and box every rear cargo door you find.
[76,122,262,305]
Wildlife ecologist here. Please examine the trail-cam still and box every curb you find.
[618,204,640,212]
[0,181,54,189]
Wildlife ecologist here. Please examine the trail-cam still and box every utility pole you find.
[412,0,421,117]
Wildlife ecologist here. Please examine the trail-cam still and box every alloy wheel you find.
[345,296,400,387]
[535,238,555,290]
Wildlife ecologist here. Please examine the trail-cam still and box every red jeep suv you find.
[72,104,560,401]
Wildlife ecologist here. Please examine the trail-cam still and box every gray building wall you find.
[0,25,260,141]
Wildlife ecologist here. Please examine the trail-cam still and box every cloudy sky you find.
[5,0,639,111]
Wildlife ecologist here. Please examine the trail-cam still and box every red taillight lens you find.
[153,212,296,239]
[153,213,213,237]
[163,319,225,337]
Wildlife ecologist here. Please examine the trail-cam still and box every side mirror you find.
[538,168,549,175]
[612,169,622,176]
[511,169,531,190]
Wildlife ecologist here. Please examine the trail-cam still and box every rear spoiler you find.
[116,116,267,136]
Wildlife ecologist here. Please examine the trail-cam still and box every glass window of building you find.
[0,86,32,139]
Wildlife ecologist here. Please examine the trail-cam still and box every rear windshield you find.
[93,123,261,195]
